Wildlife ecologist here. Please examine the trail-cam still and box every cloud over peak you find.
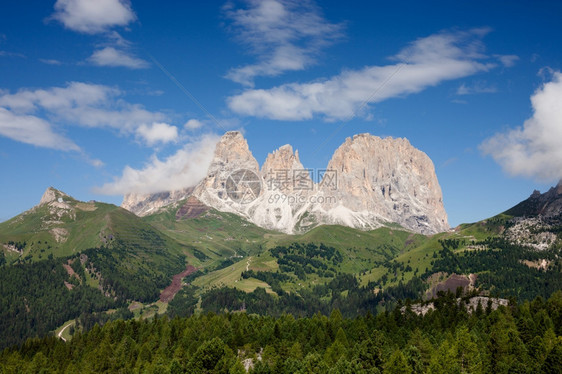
[94,134,220,195]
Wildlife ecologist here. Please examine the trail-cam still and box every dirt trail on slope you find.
[159,265,197,302]
[58,322,73,342]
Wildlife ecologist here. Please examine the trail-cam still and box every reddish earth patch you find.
[159,265,197,302]
[175,196,210,220]
[62,260,81,281]
[427,273,470,299]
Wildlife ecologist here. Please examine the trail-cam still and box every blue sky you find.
[1,0,562,227]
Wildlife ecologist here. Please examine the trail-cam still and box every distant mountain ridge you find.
[123,131,449,235]
[505,180,562,218]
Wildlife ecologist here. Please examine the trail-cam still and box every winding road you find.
[58,321,73,342]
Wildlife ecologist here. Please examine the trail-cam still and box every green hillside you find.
[1,186,561,348]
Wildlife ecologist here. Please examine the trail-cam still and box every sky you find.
[1,0,562,227]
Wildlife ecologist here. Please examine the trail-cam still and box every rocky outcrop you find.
[175,196,210,220]
[506,180,562,218]
[122,131,450,235]
[122,187,194,217]
[403,296,509,316]
[39,187,70,206]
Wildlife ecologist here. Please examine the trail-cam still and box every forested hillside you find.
[1,292,561,373]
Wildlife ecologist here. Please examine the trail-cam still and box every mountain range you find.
[123,131,449,235]
[0,132,561,349]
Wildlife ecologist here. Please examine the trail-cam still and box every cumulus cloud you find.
[228,29,497,120]
[136,123,178,145]
[0,108,79,151]
[480,72,562,181]
[0,82,169,150]
[51,0,136,34]
[94,134,220,195]
[88,46,149,69]
[224,0,343,86]
[184,119,204,130]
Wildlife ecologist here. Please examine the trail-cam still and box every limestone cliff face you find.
[122,187,194,217]
[313,134,449,234]
[251,145,314,232]
[191,131,260,216]
[121,131,450,235]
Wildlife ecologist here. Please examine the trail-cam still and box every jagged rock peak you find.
[213,131,254,163]
[262,144,304,174]
[39,187,69,206]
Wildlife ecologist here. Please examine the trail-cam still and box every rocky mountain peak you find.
[122,131,449,235]
[39,187,69,206]
[318,134,448,234]
[213,131,254,164]
[507,180,562,218]
[262,144,304,175]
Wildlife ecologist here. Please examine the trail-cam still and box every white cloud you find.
[94,134,220,195]
[228,29,496,120]
[136,123,178,145]
[0,82,169,150]
[88,47,149,69]
[51,0,136,34]
[40,58,63,65]
[0,108,79,151]
[456,81,497,95]
[184,119,204,130]
[0,82,164,130]
[480,72,562,181]
[224,0,343,86]
[0,51,25,58]
[495,54,519,67]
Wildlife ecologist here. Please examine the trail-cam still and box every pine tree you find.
[542,337,562,374]
[384,349,412,374]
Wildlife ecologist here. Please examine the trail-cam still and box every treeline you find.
[168,274,427,319]
[2,291,561,373]
[425,238,562,300]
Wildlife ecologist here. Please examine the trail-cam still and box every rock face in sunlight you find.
[315,134,449,234]
[122,131,449,235]
[122,187,194,217]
